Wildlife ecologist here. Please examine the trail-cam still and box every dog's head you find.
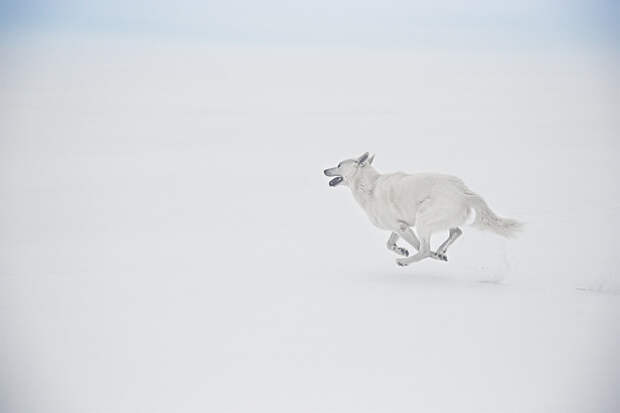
[323,152,375,187]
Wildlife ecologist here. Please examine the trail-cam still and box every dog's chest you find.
[354,192,399,230]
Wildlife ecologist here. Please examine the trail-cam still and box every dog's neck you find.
[350,166,380,203]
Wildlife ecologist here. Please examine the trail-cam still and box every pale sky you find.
[0,0,618,50]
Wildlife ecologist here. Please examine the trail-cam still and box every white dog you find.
[324,152,522,266]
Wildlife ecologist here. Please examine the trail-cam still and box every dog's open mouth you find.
[329,176,343,187]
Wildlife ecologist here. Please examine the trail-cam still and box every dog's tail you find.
[465,190,523,238]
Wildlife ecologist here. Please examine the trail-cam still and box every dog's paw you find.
[396,258,409,267]
[395,247,409,257]
[431,252,448,262]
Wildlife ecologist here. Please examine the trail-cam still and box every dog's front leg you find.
[386,232,409,256]
[398,224,446,262]
[396,235,432,266]
[397,225,421,251]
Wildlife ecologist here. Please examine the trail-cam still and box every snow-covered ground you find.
[1,35,619,412]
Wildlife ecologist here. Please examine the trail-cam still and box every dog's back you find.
[355,172,470,233]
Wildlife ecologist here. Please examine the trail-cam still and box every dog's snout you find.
[324,167,340,177]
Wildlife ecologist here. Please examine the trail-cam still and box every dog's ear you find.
[367,154,375,165]
[357,152,369,164]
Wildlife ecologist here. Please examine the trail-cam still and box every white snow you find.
[1,34,619,412]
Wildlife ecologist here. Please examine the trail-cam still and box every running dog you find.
[323,153,522,266]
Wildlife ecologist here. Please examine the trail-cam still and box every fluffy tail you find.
[465,190,523,238]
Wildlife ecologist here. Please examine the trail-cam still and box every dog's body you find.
[324,153,522,266]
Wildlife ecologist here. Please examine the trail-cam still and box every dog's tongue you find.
[329,177,343,187]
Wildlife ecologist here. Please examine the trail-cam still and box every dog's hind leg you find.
[435,228,462,261]
[386,232,409,256]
